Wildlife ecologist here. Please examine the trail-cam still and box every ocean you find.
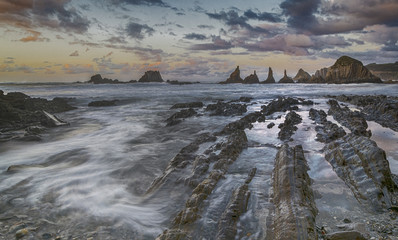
[0,83,397,239]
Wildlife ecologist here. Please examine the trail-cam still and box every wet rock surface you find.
[170,102,204,109]
[327,99,371,137]
[309,108,346,143]
[166,108,197,126]
[261,97,313,115]
[267,144,318,240]
[205,101,247,116]
[278,111,302,141]
[324,133,398,211]
[0,91,75,141]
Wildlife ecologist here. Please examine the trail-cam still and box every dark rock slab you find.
[278,111,302,141]
[309,108,346,143]
[170,102,204,109]
[88,100,117,107]
[267,144,318,240]
[206,101,247,116]
[261,97,313,115]
[324,133,398,211]
[166,108,197,126]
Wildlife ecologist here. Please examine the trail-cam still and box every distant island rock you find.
[138,70,163,82]
[294,68,311,83]
[261,67,276,84]
[278,70,294,83]
[88,74,122,84]
[310,56,382,84]
[221,66,243,84]
[366,62,398,81]
[243,71,260,84]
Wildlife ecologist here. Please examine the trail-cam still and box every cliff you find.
[222,66,243,84]
[261,67,276,84]
[366,62,398,81]
[138,70,164,82]
[294,68,311,83]
[243,70,259,84]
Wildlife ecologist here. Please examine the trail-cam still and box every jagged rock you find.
[261,97,313,115]
[267,122,275,128]
[327,99,371,137]
[222,66,243,84]
[220,111,263,134]
[309,108,346,143]
[331,95,398,131]
[366,61,398,81]
[170,102,204,109]
[324,133,398,211]
[138,70,164,82]
[216,168,256,240]
[88,100,117,107]
[325,231,366,240]
[278,111,302,141]
[268,145,318,240]
[167,80,199,85]
[206,101,247,116]
[261,67,276,84]
[278,70,294,83]
[166,108,197,126]
[294,68,311,83]
[235,96,253,103]
[88,74,121,84]
[315,68,328,79]
[243,70,259,84]
[314,56,382,84]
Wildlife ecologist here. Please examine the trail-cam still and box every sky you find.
[0,0,397,83]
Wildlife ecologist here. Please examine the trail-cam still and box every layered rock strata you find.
[294,68,311,83]
[309,108,346,143]
[278,111,302,141]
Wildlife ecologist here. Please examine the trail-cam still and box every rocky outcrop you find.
[138,70,164,82]
[278,70,294,83]
[331,95,398,132]
[166,108,197,126]
[366,62,398,81]
[278,111,302,141]
[215,168,256,240]
[170,102,203,109]
[309,108,346,143]
[315,68,328,79]
[261,67,276,84]
[327,99,371,137]
[243,70,260,84]
[222,66,243,84]
[0,91,74,141]
[88,74,121,84]
[206,101,247,116]
[324,134,398,211]
[88,100,117,107]
[294,68,311,83]
[261,97,313,115]
[267,144,318,240]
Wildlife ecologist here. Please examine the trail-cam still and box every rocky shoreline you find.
[0,89,398,240]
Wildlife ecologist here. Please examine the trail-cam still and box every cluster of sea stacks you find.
[221,56,385,84]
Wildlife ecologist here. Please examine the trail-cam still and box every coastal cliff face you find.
[261,67,276,84]
[138,70,164,82]
[294,68,311,83]
[366,62,398,81]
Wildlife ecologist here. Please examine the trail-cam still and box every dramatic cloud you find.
[184,33,207,40]
[197,24,214,29]
[109,0,169,7]
[190,36,233,51]
[243,9,282,23]
[206,10,269,33]
[69,50,79,56]
[126,22,155,39]
[0,0,90,33]
[280,0,320,33]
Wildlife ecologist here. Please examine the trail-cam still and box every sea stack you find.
[224,66,243,83]
[278,70,294,83]
[138,70,164,82]
[261,67,276,84]
[322,56,382,84]
[243,70,259,84]
[293,68,311,83]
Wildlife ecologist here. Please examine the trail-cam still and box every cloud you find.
[63,63,94,74]
[190,35,233,51]
[126,22,155,39]
[197,24,214,29]
[109,0,169,7]
[0,0,90,34]
[0,64,35,73]
[105,36,127,44]
[243,9,282,23]
[184,33,208,40]
[206,10,269,33]
[4,57,15,64]
[19,29,49,42]
[69,50,79,56]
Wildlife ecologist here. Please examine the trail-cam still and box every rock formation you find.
[170,102,204,109]
[313,56,382,84]
[324,134,398,211]
[243,70,260,84]
[88,74,121,84]
[278,70,294,83]
[138,70,164,82]
[309,108,346,143]
[166,108,197,126]
[222,66,243,84]
[261,67,276,84]
[278,111,302,141]
[267,144,318,240]
[366,62,398,81]
[294,68,311,83]
[205,101,247,116]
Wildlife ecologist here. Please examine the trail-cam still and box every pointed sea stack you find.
[243,70,259,84]
[294,68,311,83]
[321,56,382,84]
[222,66,243,84]
[138,70,163,82]
[278,70,294,83]
[261,67,275,84]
